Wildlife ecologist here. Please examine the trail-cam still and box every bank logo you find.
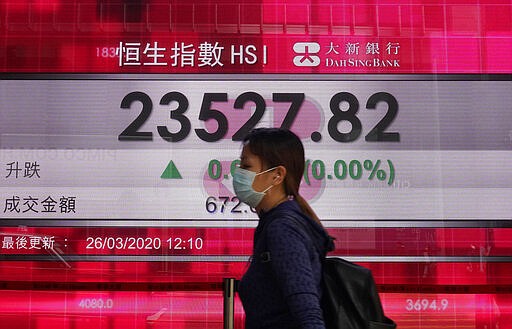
[293,42,320,67]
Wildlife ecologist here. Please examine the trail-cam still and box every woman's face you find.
[239,145,276,193]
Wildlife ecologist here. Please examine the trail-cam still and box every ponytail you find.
[284,174,323,227]
[295,193,323,226]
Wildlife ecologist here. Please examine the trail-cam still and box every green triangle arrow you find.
[161,160,182,179]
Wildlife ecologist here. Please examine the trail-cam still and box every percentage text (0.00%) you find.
[303,159,395,186]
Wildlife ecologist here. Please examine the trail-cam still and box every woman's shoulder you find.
[264,200,333,254]
[264,205,311,240]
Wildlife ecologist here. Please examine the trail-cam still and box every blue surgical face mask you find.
[232,167,277,208]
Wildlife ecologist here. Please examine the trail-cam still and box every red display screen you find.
[1,0,511,73]
[1,0,512,328]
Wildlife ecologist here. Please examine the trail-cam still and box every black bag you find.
[321,256,397,329]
